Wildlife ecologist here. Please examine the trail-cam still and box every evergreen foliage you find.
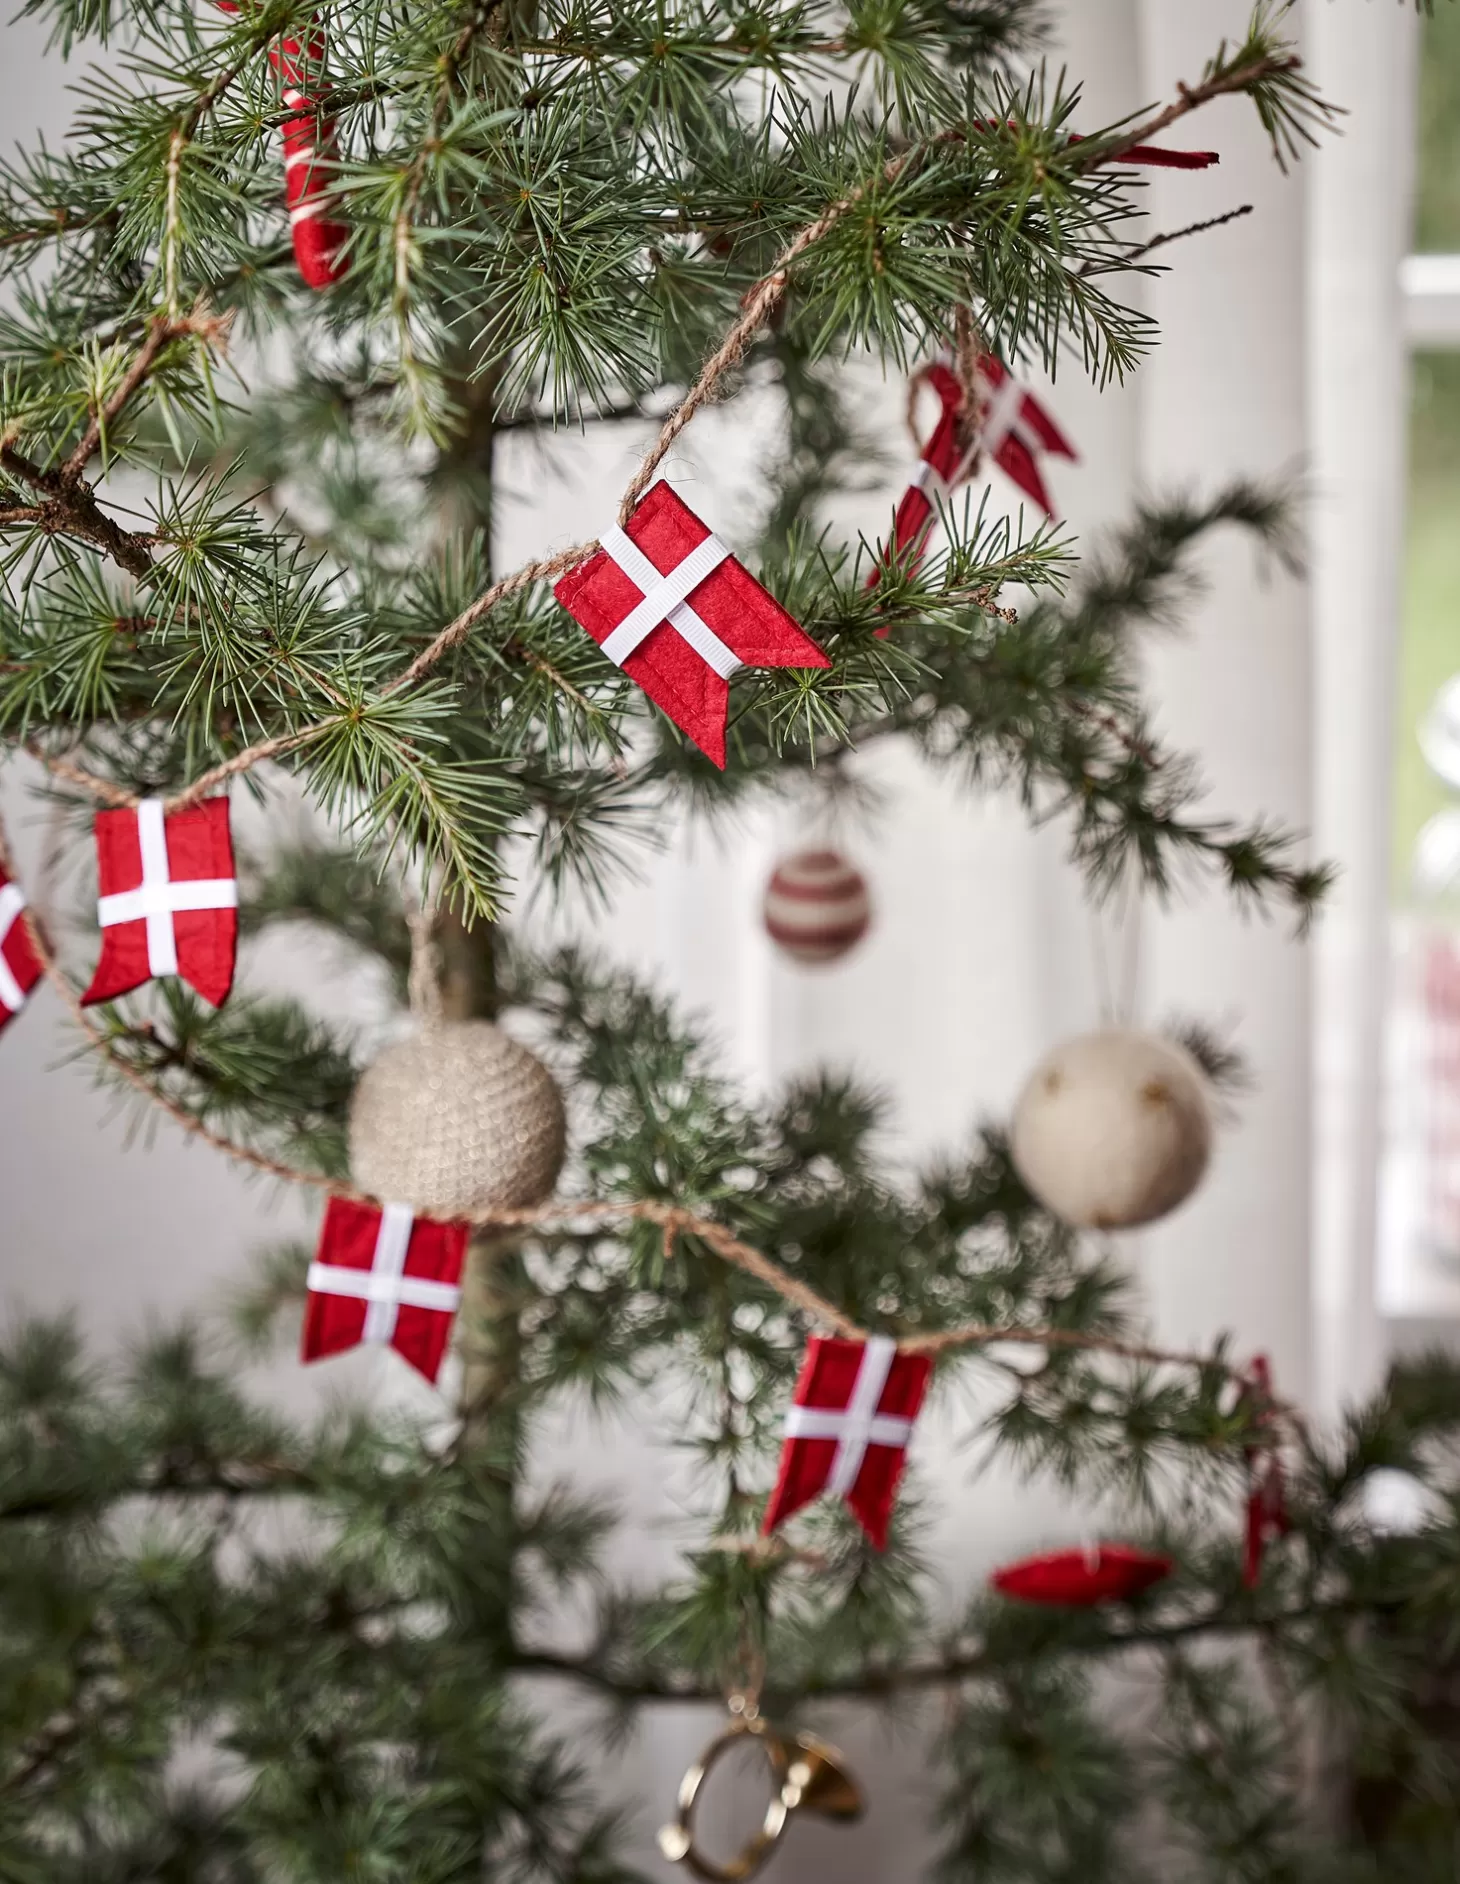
[0,0,1452,1878]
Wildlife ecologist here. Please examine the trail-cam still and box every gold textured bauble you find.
[349,1020,566,1217]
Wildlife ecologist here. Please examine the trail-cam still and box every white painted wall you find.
[0,2,1412,1877]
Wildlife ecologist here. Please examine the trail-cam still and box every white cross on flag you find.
[301,1195,469,1383]
[0,871,43,1032]
[762,1334,932,1548]
[83,797,238,1008]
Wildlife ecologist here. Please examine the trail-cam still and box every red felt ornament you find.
[976,355,1077,516]
[83,798,238,1009]
[1241,1354,1291,1588]
[1114,143,1219,168]
[215,1,349,289]
[0,871,43,1031]
[553,482,830,769]
[762,1335,931,1549]
[873,356,1075,604]
[990,1545,1174,1607]
[1067,134,1219,170]
[301,1195,468,1384]
[972,121,1219,170]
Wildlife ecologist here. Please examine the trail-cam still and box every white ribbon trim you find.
[307,1202,463,1342]
[97,798,238,980]
[0,882,29,1014]
[910,459,948,499]
[783,1335,907,1496]
[979,372,1028,456]
[598,526,742,678]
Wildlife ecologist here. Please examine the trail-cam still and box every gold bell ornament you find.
[656,1693,864,1883]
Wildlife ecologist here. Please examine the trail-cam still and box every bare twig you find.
[1081,204,1255,280]
[0,443,155,579]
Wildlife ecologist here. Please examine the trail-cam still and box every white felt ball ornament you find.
[349,1020,566,1217]
[762,849,872,966]
[1010,1028,1213,1231]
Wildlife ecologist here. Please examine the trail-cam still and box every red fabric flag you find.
[1116,143,1219,168]
[554,482,831,769]
[762,1335,932,1549]
[301,1196,468,1384]
[1066,133,1219,170]
[991,1545,1173,1607]
[977,354,1077,516]
[215,1,349,288]
[1241,1354,1291,1588]
[82,798,237,1009]
[870,356,1076,610]
[0,871,43,1031]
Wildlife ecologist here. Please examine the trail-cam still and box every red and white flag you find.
[301,1196,468,1384]
[216,2,349,289]
[82,797,238,1009]
[554,482,831,769]
[762,1335,931,1549]
[0,871,43,1031]
[874,356,1075,595]
[977,354,1077,515]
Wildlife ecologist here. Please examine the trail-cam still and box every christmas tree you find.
[2,0,1457,1877]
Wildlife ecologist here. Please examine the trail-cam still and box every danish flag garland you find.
[215,2,350,289]
[762,1335,932,1548]
[302,1196,469,1384]
[83,798,239,1008]
[554,481,831,768]
[0,871,42,1030]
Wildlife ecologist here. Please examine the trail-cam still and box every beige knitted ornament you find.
[1010,1027,1213,1231]
[349,1020,566,1217]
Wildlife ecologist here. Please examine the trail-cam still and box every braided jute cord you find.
[0,804,1300,1436]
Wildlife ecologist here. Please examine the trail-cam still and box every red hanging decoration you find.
[873,356,1076,603]
[301,1196,468,1384]
[1114,143,1219,168]
[762,1335,932,1549]
[0,871,43,1032]
[990,1545,1174,1607]
[554,481,830,769]
[976,355,1078,516]
[972,121,1219,170]
[1241,1354,1291,1588]
[1067,134,1219,170]
[215,2,349,289]
[82,798,238,1009]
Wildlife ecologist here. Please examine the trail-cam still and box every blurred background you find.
[0,0,1449,1875]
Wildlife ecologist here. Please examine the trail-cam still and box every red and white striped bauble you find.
[762,849,871,966]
